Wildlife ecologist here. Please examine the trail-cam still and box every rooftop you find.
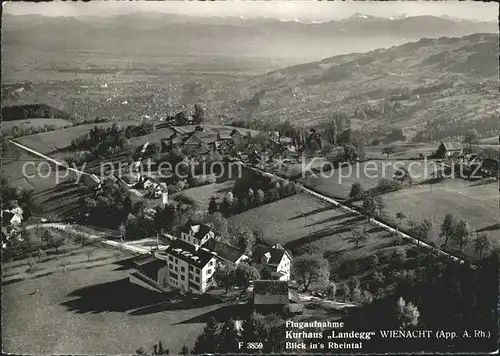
[162,239,214,268]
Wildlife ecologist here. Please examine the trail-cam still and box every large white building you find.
[130,221,248,294]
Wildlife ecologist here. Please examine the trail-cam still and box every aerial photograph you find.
[1,1,499,354]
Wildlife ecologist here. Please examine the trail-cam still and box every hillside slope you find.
[220,33,498,138]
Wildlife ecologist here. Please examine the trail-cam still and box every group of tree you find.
[10,124,64,138]
[209,181,297,218]
[78,178,132,229]
[70,122,154,157]
[190,313,286,355]
[440,214,491,257]
[346,252,498,352]
[1,177,38,220]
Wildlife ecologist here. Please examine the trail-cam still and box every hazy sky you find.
[3,1,498,22]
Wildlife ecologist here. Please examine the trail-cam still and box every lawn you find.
[2,144,90,221]
[301,159,434,199]
[229,193,416,266]
[365,144,437,160]
[377,178,499,258]
[170,180,236,211]
[14,120,139,154]
[2,249,228,355]
[2,118,73,135]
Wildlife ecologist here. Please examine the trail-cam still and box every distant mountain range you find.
[3,12,497,62]
[204,33,498,138]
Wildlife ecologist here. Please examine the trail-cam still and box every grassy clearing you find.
[300,160,434,199]
[377,178,499,258]
[365,144,437,160]
[14,120,139,154]
[229,193,416,271]
[2,118,73,135]
[2,145,90,220]
[2,249,225,354]
[170,180,236,211]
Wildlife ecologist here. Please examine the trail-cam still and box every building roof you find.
[218,131,233,140]
[171,126,196,135]
[253,280,289,305]
[184,131,220,145]
[163,239,214,268]
[440,142,464,151]
[201,239,245,263]
[253,244,288,266]
[133,256,167,278]
[178,222,213,241]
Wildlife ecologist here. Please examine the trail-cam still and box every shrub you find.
[392,247,407,264]
[368,253,379,268]
[375,178,401,194]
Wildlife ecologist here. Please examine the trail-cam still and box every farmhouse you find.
[436,142,464,158]
[253,244,292,281]
[129,221,248,294]
[252,280,290,314]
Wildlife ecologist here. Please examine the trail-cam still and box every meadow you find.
[13,121,139,154]
[300,159,434,199]
[378,178,499,258]
[229,193,418,277]
[2,249,221,355]
[2,118,73,136]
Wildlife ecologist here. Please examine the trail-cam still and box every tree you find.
[350,229,368,248]
[392,247,407,264]
[396,297,420,329]
[193,103,205,124]
[361,290,373,305]
[362,195,377,228]
[208,196,218,215]
[292,254,330,291]
[440,213,455,246]
[325,281,337,300]
[368,253,379,268]
[255,189,265,205]
[395,212,406,226]
[349,182,364,200]
[234,225,256,255]
[325,119,338,144]
[192,318,220,354]
[214,261,236,293]
[152,341,169,355]
[382,145,395,159]
[218,319,239,354]
[451,218,471,252]
[351,287,362,303]
[265,189,280,204]
[180,345,190,355]
[473,233,491,260]
[408,219,432,243]
[206,212,229,241]
[463,129,478,152]
[219,197,232,217]
[373,195,385,217]
[235,262,261,289]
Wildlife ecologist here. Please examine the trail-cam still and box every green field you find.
[2,118,73,135]
[301,160,434,199]
[14,120,139,154]
[378,178,499,257]
[2,143,90,220]
[365,144,438,160]
[2,249,221,354]
[170,180,236,211]
[229,193,415,265]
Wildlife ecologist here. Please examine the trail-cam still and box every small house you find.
[436,142,464,159]
[253,244,292,281]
